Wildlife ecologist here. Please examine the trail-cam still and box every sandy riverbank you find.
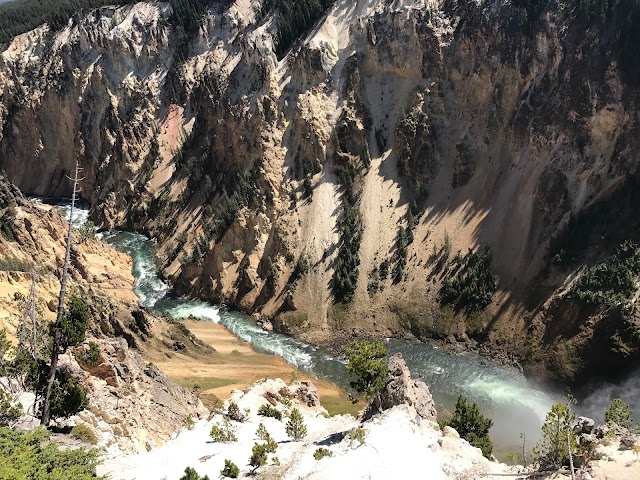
[147,319,362,417]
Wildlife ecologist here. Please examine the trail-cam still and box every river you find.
[101,231,558,454]
[43,198,638,455]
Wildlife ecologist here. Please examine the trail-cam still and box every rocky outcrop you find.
[362,353,437,421]
[63,337,208,453]
[100,377,519,479]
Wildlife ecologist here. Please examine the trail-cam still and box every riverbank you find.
[144,319,361,417]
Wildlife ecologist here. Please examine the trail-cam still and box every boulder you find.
[619,433,637,450]
[576,416,595,434]
[361,353,437,421]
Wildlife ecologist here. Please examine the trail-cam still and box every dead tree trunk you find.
[41,160,83,427]
[567,428,575,480]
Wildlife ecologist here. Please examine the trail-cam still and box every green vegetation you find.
[604,398,632,428]
[256,422,269,441]
[0,389,22,428]
[348,427,366,446]
[568,241,640,308]
[58,296,91,349]
[333,202,363,303]
[179,467,210,480]
[0,427,103,479]
[0,198,17,242]
[548,177,640,268]
[392,210,419,284]
[258,404,282,420]
[220,459,239,478]
[77,341,101,368]
[0,256,35,273]
[48,376,88,422]
[261,0,336,58]
[255,423,278,453]
[74,221,95,244]
[285,408,307,441]
[71,424,97,445]
[345,340,388,399]
[286,252,310,292]
[249,442,268,472]
[226,400,245,422]
[209,417,238,443]
[0,0,137,44]
[313,447,332,460]
[438,246,497,313]
[35,295,91,424]
[441,395,493,458]
[534,396,578,468]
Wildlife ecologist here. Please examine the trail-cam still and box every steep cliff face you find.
[1,0,640,384]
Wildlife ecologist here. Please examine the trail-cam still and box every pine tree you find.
[345,340,388,399]
[534,396,578,467]
[285,408,307,441]
[605,398,632,428]
[249,443,268,472]
[444,395,494,458]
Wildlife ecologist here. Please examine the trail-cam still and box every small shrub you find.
[0,427,102,479]
[179,467,210,480]
[258,404,282,420]
[220,459,239,478]
[226,401,245,422]
[255,423,278,453]
[256,423,269,441]
[249,442,268,472]
[0,390,23,427]
[285,408,307,441]
[184,416,195,431]
[71,424,97,445]
[313,447,332,460]
[348,427,366,445]
[75,221,95,243]
[78,342,101,368]
[280,396,292,407]
[209,418,238,443]
[605,398,633,428]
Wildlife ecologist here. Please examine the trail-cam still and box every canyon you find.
[1,0,639,387]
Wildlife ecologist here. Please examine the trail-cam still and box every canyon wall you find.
[1,0,639,384]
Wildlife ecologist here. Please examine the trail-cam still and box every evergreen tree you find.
[285,408,307,441]
[220,459,239,478]
[534,397,578,467]
[444,395,494,458]
[345,340,388,399]
[179,467,210,480]
[249,442,268,472]
[605,398,633,428]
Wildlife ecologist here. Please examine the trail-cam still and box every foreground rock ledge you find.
[98,374,517,479]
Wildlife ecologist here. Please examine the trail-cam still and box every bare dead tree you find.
[40,159,84,426]
[567,428,575,480]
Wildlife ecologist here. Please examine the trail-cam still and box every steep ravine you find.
[1,0,640,386]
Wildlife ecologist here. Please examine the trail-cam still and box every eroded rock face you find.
[65,337,208,454]
[362,353,437,421]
